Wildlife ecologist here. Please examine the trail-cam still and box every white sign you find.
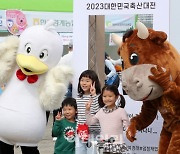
[0,10,73,45]
[59,33,73,45]
[24,11,73,32]
[105,14,135,33]
[0,10,6,31]
[73,0,169,153]
[0,10,73,33]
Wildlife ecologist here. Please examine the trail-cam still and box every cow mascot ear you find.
[112,21,180,153]
[149,30,167,45]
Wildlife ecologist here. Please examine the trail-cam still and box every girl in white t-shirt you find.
[75,70,101,154]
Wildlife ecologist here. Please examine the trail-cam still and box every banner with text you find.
[0,10,73,44]
[73,0,169,153]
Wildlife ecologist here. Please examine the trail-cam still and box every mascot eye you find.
[39,50,48,59]
[7,21,13,28]
[25,44,32,54]
[130,53,139,65]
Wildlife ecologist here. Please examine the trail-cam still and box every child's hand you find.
[85,99,92,111]
[90,82,96,96]
[55,111,62,121]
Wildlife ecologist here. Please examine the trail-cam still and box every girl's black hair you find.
[77,70,101,97]
[98,85,126,108]
[105,52,109,59]
[62,97,77,110]
[119,95,125,108]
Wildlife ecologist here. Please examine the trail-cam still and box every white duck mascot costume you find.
[0,20,73,149]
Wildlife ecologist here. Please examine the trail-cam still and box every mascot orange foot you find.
[112,21,180,154]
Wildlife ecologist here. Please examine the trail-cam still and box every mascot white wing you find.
[39,65,73,110]
[0,36,19,85]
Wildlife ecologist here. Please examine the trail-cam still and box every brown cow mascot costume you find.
[112,21,180,154]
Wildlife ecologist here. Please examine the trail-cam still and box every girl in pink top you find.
[85,85,129,154]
